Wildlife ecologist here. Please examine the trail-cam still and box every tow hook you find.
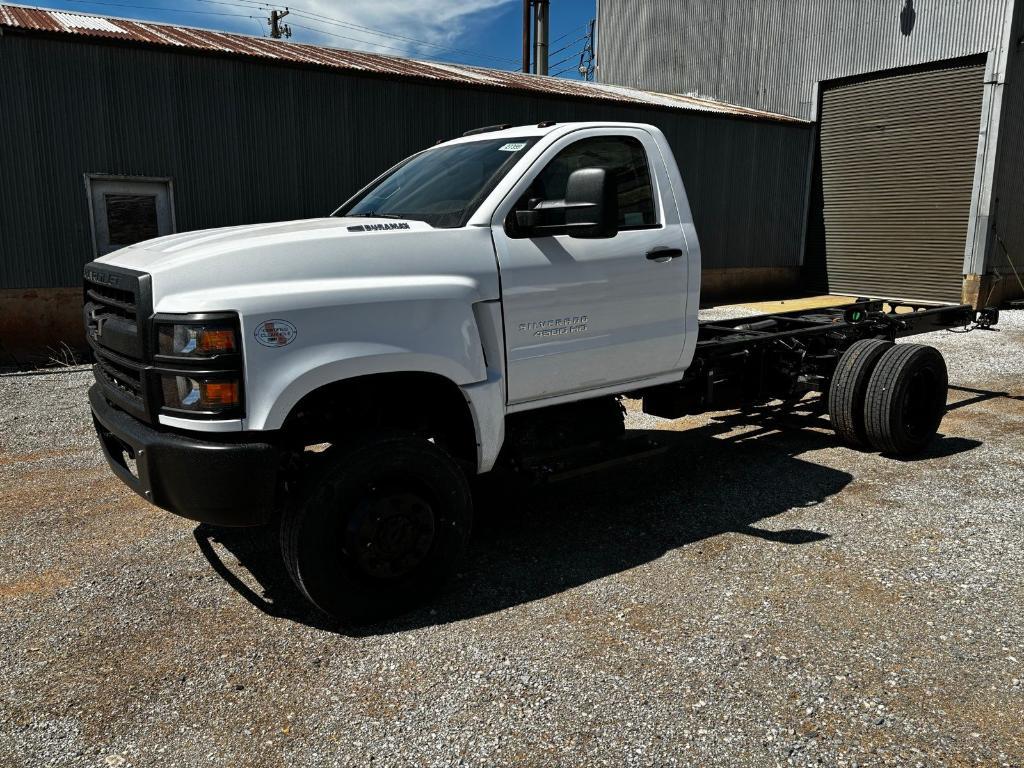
[975,307,1000,330]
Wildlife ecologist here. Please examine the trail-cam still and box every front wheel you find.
[281,433,473,622]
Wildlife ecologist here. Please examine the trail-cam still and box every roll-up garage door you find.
[819,61,985,303]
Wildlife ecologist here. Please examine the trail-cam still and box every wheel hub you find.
[902,367,939,439]
[345,490,436,580]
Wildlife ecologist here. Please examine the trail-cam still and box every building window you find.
[105,194,160,246]
[86,176,175,256]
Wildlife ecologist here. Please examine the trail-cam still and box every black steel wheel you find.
[281,433,472,622]
[828,338,894,448]
[864,344,948,455]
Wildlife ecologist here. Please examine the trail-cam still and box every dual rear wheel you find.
[828,339,948,454]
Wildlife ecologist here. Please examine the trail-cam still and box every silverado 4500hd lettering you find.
[85,121,999,621]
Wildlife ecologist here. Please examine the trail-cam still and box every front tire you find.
[281,433,472,622]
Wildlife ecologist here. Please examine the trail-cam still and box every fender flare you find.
[253,344,482,430]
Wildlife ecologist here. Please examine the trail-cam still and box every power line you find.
[577,19,596,81]
[288,7,519,65]
[47,0,254,18]
[548,51,582,73]
[549,19,596,81]
[288,22,435,57]
[290,21,518,70]
[50,0,260,18]
[551,61,586,77]
[547,34,589,60]
[191,0,274,10]
[547,23,589,47]
[64,0,526,69]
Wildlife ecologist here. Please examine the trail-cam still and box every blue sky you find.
[30,0,597,77]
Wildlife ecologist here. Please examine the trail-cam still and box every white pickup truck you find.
[84,121,997,620]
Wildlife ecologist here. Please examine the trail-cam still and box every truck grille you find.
[85,282,136,320]
[83,263,153,420]
[93,346,145,408]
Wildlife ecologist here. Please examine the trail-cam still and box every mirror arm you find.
[530,199,596,212]
[515,199,597,233]
[527,222,598,234]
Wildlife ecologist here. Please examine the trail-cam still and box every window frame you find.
[503,132,663,239]
[84,174,176,258]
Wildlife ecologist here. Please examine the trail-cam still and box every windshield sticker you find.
[499,142,527,152]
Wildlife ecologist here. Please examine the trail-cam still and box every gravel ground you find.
[1,310,1022,767]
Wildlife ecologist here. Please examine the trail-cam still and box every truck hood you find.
[95,217,500,313]
[100,217,431,272]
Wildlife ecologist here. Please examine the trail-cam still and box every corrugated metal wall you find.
[819,62,986,303]
[0,33,812,290]
[988,0,1024,301]
[597,0,1010,120]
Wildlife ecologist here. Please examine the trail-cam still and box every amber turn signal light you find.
[201,380,240,407]
[196,328,237,354]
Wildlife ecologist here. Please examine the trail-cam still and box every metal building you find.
[0,4,810,362]
[597,0,1024,306]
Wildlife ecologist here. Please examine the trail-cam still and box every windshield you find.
[336,137,538,228]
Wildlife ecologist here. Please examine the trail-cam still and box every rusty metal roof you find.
[0,3,804,124]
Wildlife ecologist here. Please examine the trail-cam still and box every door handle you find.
[646,247,683,262]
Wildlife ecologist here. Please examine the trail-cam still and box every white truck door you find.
[491,128,688,405]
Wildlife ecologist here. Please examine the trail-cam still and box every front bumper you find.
[89,384,279,526]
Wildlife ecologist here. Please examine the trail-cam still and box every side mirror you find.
[513,167,618,238]
[565,167,618,239]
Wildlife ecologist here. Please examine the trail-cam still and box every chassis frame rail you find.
[695,299,996,351]
[643,299,999,419]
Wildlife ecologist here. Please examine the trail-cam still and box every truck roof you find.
[441,121,658,147]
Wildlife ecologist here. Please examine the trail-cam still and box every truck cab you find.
[86,121,699,619]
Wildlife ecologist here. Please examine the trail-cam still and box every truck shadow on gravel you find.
[947,384,1024,409]
[196,402,981,636]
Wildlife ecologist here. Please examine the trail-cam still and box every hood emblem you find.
[254,319,297,348]
[84,268,121,287]
[347,222,411,232]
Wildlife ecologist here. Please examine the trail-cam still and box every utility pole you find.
[533,0,549,75]
[521,0,532,73]
[578,19,596,81]
[268,7,291,39]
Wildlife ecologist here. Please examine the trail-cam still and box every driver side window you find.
[510,135,657,235]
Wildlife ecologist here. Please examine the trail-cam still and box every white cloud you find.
[287,0,518,66]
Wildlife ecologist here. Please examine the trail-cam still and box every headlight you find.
[153,313,243,418]
[161,375,241,412]
[157,321,237,358]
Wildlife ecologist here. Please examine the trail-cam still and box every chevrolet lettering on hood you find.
[83,267,123,287]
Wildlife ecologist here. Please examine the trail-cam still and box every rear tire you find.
[281,433,472,622]
[828,338,893,448]
[863,344,948,455]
